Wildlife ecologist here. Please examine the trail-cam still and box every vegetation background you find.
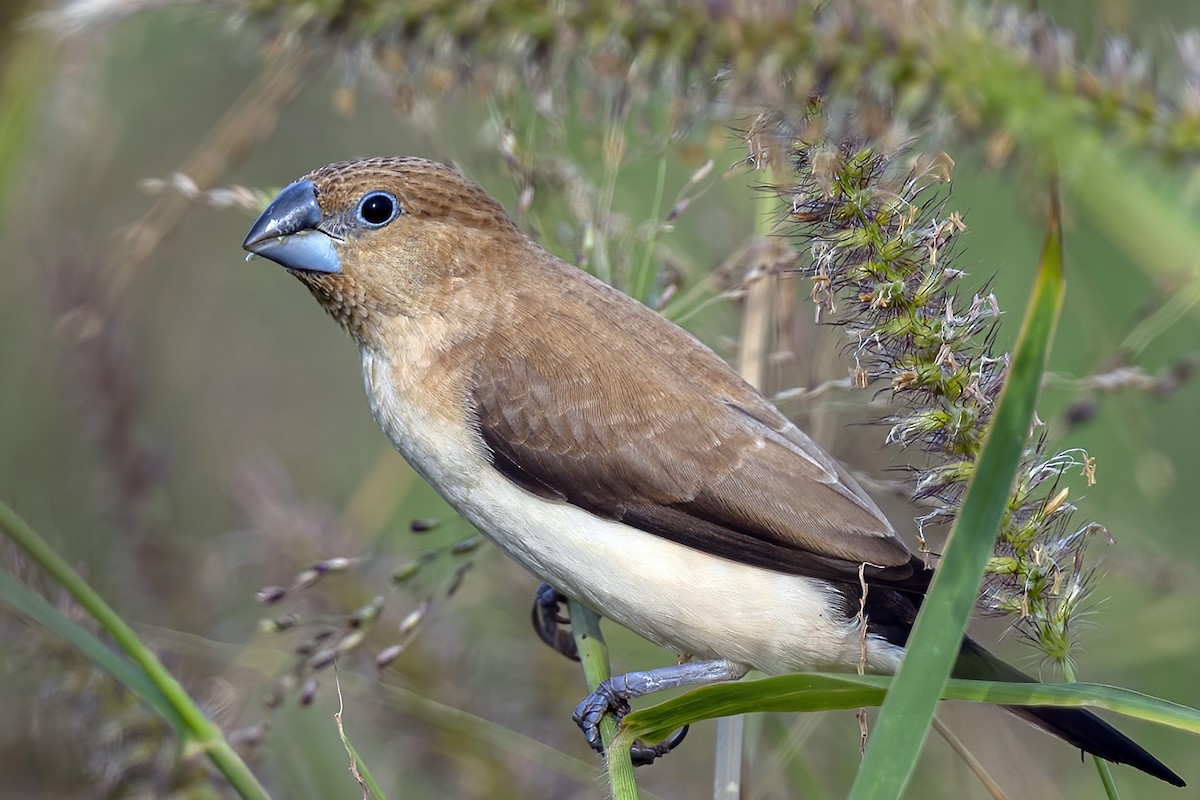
[1,0,1198,798]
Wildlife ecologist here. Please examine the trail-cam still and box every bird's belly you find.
[458,472,906,675]
[361,349,904,675]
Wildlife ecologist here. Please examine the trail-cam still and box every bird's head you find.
[242,157,524,341]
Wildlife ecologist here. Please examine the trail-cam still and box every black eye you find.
[356,191,399,227]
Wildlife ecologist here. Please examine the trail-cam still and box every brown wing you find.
[473,265,926,588]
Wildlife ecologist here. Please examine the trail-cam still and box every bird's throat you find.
[294,271,378,343]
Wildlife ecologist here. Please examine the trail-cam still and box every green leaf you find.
[0,566,186,733]
[620,673,1200,746]
[847,199,1067,799]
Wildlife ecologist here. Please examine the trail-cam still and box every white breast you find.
[361,346,905,676]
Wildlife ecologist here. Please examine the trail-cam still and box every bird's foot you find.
[572,660,748,765]
[572,675,689,765]
[531,582,579,661]
[573,676,631,753]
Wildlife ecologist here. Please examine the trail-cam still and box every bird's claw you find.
[532,582,579,661]
[573,677,631,752]
[629,725,689,766]
[572,677,689,765]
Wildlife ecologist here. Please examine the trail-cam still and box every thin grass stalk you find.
[1062,661,1122,800]
[759,715,829,800]
[629,148,669,305]
[334,666,388,800]
[713,714,745,800]
[121,44,311,273]
[930,716,1007,800]
[713,269,769,798]
[717,173,785,798]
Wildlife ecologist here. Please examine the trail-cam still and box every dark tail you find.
[954,637,1185,787]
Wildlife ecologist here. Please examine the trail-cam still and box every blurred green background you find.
[2,1,1199,798]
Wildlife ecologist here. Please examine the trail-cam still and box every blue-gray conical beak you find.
[242,180,341,274]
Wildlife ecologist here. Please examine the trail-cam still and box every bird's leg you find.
[531,582,579,661]
[573,659,750,765]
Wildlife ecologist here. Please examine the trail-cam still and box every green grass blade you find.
[620,673,1200,745]
[0,23,49,215]
[0,499,273,800]
[627,150,668,306]
[334,668,389,800]
[847,201,1067,799]
[0,566,185,732]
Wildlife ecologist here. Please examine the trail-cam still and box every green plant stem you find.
[0,499,271,800]
[629,149,668,305]
[568,600,639,800]
[1063,661,1121,800]
[714,166,785,800]
[334,665,388,800]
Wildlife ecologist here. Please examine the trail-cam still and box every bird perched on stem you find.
[242,156,1183,786]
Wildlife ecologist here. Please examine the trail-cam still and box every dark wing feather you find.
[473,264,927,588]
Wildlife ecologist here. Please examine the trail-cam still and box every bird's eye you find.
[355,192,400,227]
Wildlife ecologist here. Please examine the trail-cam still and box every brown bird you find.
[242,156,1183,786]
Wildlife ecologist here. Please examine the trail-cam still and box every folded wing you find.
[472,274,927,589]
